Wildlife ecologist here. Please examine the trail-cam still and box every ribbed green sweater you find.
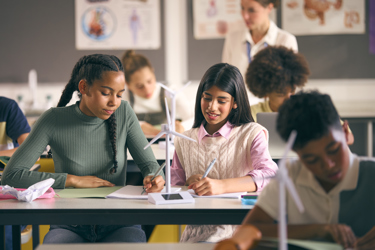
[1,101,162,189]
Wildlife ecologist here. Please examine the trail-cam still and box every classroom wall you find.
[0,0,166,83]
[1,0,375,157]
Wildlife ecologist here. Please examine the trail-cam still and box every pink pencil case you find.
[0,187,56,199]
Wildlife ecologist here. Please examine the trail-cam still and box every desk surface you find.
[0,187,252,225]
[35,241,342,250]
[36,243,215,250]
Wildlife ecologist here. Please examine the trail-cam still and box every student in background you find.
[222,0,297,79]
[0,97,30,250]
[246,46,354,145]
[171,63,277,243]
[1,54,165,244]
[228,91,375,249]
[0,96,30,157]
[122,50,194,136]
[246,46,310,122]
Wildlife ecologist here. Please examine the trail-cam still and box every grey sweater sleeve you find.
[1,109,68,188]
[124,102,165,180]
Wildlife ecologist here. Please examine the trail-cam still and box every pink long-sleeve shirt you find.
[171,122,278,191]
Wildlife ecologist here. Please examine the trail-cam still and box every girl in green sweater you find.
[2,54,165,243]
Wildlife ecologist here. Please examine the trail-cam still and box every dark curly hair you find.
[255,0,280,8]
[245,46,310,98]
[276,90,342,150]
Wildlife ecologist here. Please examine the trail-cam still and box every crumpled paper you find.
[0,178,55,202]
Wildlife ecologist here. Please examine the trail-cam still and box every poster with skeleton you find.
[75,0,160,50]
[282,0,365,35]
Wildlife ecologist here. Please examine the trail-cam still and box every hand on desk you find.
[143,175,165,193]
[322,224,356,249]
[188,176,225,196]
[141,122,161,136]
[355,226,375,249]
[66,174,115,188]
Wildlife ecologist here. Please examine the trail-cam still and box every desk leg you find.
[12,225,21,250]
[0,225,4,250]
[32,225,40,249]
[367,121,373,157]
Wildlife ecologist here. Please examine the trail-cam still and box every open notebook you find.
[187,189,246,199]
[106,185,181,199]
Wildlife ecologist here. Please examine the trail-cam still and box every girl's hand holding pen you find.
[188,177,225,196]
[143,175,165,193]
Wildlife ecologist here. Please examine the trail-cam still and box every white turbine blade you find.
[278,130,297,168]
[284,176,304,213]
[144,131,166,150]
[170,131,197,143]
[176,81,192,94]
[158,82,175,94]
[164,98,172,127]
[283,130,297,159]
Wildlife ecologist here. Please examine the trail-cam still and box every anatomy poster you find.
[193,0,276,40]
[75,0,160,50]
[282,0,365,35]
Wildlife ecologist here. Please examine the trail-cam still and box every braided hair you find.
[50,54,124,174]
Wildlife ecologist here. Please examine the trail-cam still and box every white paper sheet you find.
[187,189,246,199]
[106,185,181,199]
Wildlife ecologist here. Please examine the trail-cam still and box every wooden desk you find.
[0,188,252,250]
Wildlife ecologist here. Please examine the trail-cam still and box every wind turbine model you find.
[274,130,305,250]
[158,81,192,142]
[144,98,197,204]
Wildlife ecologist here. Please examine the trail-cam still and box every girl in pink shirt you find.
[171,63,277,243]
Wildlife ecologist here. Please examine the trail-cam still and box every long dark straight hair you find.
[52,54,124,174]
[192,63,254,128]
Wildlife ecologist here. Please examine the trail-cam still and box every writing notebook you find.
[187,189,246,199]
[106,185,181,199]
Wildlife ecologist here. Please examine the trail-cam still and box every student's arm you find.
[140,121,161,136]
[189,176,256,196]
[171,151,187,186]
[1,109,69,189]
[243,205,357,249]
[0,133,29,157]
[125,102,165,192]
[0,99,31,157]
[247,130,278,191]
[188,131,277,195]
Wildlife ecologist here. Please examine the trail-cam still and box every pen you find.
[202,158,216,178]
[141,162,166,195]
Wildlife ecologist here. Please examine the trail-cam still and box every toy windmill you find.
[144,98,196,194]
[275,130,305,250]
[158,81,192,142]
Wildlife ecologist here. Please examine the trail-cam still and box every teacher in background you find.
[222,0,298,78]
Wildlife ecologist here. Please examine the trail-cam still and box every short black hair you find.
[246,46,310,98]
[193,63,254,128]
[276,90,342,150]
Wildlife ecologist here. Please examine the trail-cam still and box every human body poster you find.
[75,0,160,50]
[282,0,365,35]
[193,0,276,40]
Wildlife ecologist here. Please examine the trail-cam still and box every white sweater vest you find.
[175,122,267,243]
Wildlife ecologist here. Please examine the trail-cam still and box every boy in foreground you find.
[217,91,375,249]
